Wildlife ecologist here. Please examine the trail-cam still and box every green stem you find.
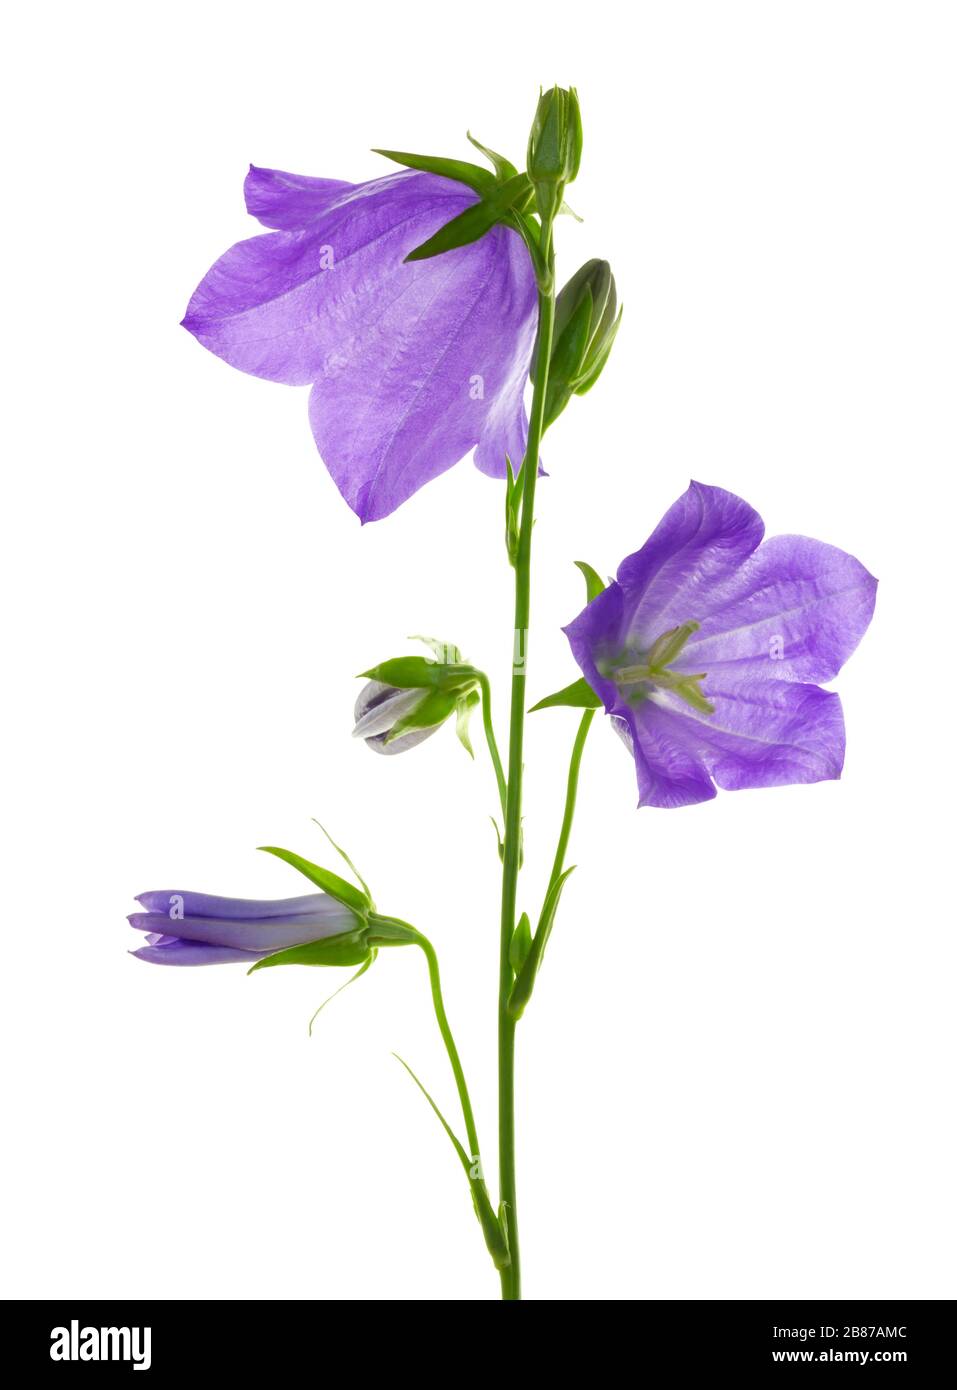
[547,708,595,891]
[417,933,481,1161]
[403,930,509,1272]
[498,229,556,1301]
[477,672,507,818]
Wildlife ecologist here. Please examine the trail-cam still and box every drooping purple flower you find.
[564,481,877,809]
[182,165,538,522]
[129,890,359,966]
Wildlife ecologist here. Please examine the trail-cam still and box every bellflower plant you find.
[135,87,876,1300]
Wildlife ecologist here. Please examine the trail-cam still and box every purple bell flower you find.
[564,481,877,808]
[128,890,360,966]
[182,165,538,522]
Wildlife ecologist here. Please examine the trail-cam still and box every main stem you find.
[498,249,555,1301]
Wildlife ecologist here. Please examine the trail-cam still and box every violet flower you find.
[183,166,538,522]
[564,481,877,808]
[129,890,359,966]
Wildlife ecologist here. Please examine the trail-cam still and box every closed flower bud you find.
[526,86,582,225]
[353,679,460,755]
[539,258,622,430]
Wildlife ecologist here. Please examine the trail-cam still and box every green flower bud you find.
[539,258,622,430]
[526,86,582,225]
[354,641,481,755]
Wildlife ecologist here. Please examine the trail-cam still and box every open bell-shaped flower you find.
[182,164,538,522]
[563,481,877,808]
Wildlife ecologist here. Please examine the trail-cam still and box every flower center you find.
[607,620,714,715]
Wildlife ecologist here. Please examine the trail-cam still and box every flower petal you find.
[128,905,356,951]
[562,581,626,711]
[615,707,717,809]
[616,482,765,642]
[244,164,355,230]
[307,218,536,520]
[676,535,878,683]
[637,678,846,799]
[134,891,331,919]
[184,168,537,518]
[131,938,268,966]
[183,171,474,387]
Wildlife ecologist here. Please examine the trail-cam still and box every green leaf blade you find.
[529,677,601,713]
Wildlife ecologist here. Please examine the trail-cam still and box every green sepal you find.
[307,952,376,1034]
[360,655,473,692]
[311,818,374,903]
[507,866,576,1020]
[386,687,459,743]
[542,286,594,428]
[573,306,623,395]
[509,912,533,973]
[404,173,533,264]
[455,689,480,758]
[257,845,370,914]
[372,148,496,197]
[410,634,463,664]
[529,677,601,713]
[466,130,518,182]
[248,932,372,973]
[405,199,502,263]
[574,559,607,603]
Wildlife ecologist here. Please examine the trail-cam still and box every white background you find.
[2,1,955,1302]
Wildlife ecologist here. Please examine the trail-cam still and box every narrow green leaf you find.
[574,560,607,603]
[257,846,370,913]
[509,912,533,973]
[507,867,577,1019]
[391,1052,471,1172]
[372,148,495,196]
[537,864,576,959]
[529,677,601,713]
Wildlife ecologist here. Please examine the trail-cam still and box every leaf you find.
[509,912,533,973]
[311,819,374,904]
[574,560,606,603]
[257,846,370,913]
[307,952,376,1035]
[536,864,576,959]
[507,867,577,1020]
[489,816,505,863]
[372,149,496,196]
[529,677,601,713]
[466,130,518,182]
[504,456,521,566]
[391,1053,471,1172]
[404,200,501,262]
